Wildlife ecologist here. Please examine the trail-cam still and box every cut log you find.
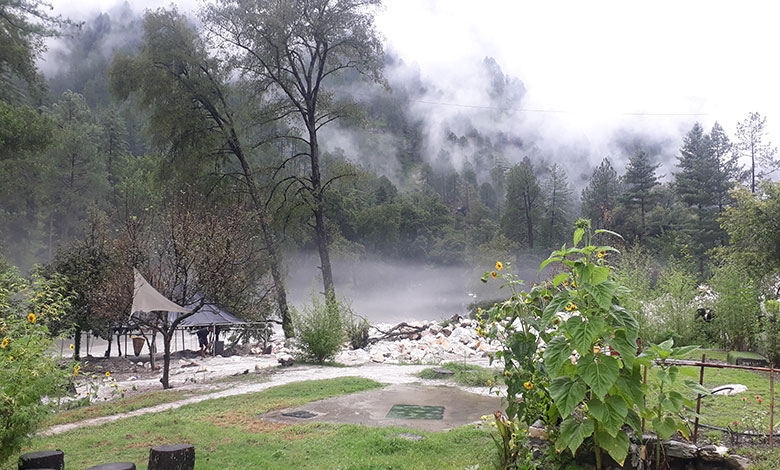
[18,450,64,470]
[148,444,194,470]
[86,463,136,470]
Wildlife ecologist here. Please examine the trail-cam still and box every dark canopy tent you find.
[168,303,247,327]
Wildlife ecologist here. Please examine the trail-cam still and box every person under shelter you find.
[196,325,213,359]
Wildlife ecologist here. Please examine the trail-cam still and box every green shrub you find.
[345,313,370,350]
[711,263,759,351]
[0,263,73,465]
[293,294,347,364]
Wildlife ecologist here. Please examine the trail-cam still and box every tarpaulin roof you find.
[132,268,191,315]
[168,303,247,327]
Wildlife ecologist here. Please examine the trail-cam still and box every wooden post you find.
[642,365,648,434]
[693,353,706,443]
[771,363,775,448]
[86,463,136,470]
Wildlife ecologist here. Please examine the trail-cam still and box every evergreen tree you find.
[735,112,778,193]
[581,157,622,230]
[674,122,721,274]
[621,149,660,238]
[541,163,572,247]
[708,122,741,213]
[502,157,541,248]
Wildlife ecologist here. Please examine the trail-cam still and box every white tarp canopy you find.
[131,268,191,316]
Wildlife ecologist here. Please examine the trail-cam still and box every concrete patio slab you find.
[260,383,503,432]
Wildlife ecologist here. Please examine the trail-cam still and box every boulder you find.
[699,445,729,461]
[725,454,750,470]
[663,440,698,459]
[277,353,294,367]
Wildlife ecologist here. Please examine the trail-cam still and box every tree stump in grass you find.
[148,444,194,470]
[86,463,136,470]
[18,450,64,470]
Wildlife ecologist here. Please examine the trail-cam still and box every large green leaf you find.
[550,376,587,417]
[578,353,620,399]
[671,344,700,359]
[552,272,569,287]
[557,416,594,455]
[566,316,605,355]
[607,329,636,368]
[573,227,585,246]
[541,292,572,327]
[588,396,628,437]
[652,416,678,440]
[584,281,619,311]
[539,256,562,272]
[661,391,685,414]
[684,380,711,396]
[590,266,609,285]
[509,331,537,363]
[609,305,640,341]
[625,409,642,434]
[595,428,630,465]
[543,335,573,377]
[613,366,645,411]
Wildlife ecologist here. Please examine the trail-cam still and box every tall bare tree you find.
[735,112,777,193]
[110,9,294,336]
[203,0,385,296]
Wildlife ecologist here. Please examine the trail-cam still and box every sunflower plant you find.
[0,263,73,465]
[483,220,644,470]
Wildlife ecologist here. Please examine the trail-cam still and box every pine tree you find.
[708,122,742,213]
[541,163,573,247]
[502,157,542,248]
[581,158,622,230]
[674,122,721,274]
[621,149,660,238]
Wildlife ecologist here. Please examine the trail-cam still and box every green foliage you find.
[0,261,73,465]
[710,262,759,351]
[345,313,370,350]
[650,259,702,346]
[481,221,642,468]
[293,294,347,364]
[581,158,622,230]
[637,339,708,467]
[761,300,780,365]
[501,158,542,248]
[417,362,500,387]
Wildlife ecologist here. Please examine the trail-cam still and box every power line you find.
[404,98,710,117]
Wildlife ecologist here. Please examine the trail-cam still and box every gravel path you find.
[43,361,497,436]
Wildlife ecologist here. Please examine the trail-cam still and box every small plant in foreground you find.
[0,264,73,465]
[345,313,370,350]
[293,292,347,364]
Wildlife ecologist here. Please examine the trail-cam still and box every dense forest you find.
[2,0,780,349]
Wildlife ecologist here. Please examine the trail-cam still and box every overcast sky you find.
[44,0,780,175]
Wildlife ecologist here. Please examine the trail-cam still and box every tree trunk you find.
[309,128,335,296]
[228,130,293,337]
[148,444,194,470]
[116,330,122,357]
[160,332,172,389]
[73,327,81,361]
[18,450,64,470]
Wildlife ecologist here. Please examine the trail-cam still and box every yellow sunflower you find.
[495,261,503,271]
[27,313,36,324]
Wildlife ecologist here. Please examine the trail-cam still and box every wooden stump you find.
[18,450,64,470]
[148,444,194,470]
[86,463,136,470]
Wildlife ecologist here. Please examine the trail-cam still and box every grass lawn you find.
[12,377,493,470]
[417,362,500,387]
[646,349,777,436]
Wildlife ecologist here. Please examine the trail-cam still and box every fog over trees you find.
[2,0,780,327]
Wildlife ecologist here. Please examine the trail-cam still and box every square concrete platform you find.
[260,384,503,432]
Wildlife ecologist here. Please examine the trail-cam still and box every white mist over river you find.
[285,255,547,323]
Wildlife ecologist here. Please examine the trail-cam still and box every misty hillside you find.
[2,0,779,322]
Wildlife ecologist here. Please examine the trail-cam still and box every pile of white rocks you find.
[266,317,501,366]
